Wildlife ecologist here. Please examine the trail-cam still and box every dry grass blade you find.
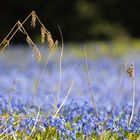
[31,11,37,28]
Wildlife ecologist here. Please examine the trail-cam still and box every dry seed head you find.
[31,11,37,28]
[40,26,46,44]
[26,36,41,61]
[127,65,134,79]
[32,45,41,61]
[46,31,57,53]
[26,36,33,46]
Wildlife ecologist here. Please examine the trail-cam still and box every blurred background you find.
[0,0,140,44]
[1,0,140,112]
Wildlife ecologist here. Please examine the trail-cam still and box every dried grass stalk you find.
[40,26,46,44]
[17,21,25,34]
[31,11,37,28]
[26,36,32,46]
[46,31,57,53]
[32,45,41,61]
[26,36,41,61]
[0,39,9,54]
[2,39,9,47]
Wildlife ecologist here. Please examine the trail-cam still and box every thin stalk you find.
[0,11,33,46]
[84,46,98,119]
[55,25,64,112]
[30,53,52,105]
[53,81,74,118]
[128,62,136,126]
[0,22,18,46]
[35,14,49,33]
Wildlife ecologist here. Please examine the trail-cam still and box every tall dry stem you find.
[54,25,64,112]
[127,62,136,126]
[53,81,74,118]
[84,46,98,119]
[30,53,52,105]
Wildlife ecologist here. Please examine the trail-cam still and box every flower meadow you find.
[0,46,140,140]
[1,11,140,140]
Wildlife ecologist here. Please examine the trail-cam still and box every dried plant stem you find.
[0,11,33,46]
[4,20,27,44]
[128,62,135,126]
[0,21,18,54]
[35,14,49,33]
[84,46,98,119]
[21,11,35,26]
[30,53,52,105]
[16,21,41,61]
[0,22,18,46]
[0,11,38,54]
[54,25,64,112]
[53,81,74,118]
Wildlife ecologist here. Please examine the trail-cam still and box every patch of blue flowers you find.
[0,49,140,139]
